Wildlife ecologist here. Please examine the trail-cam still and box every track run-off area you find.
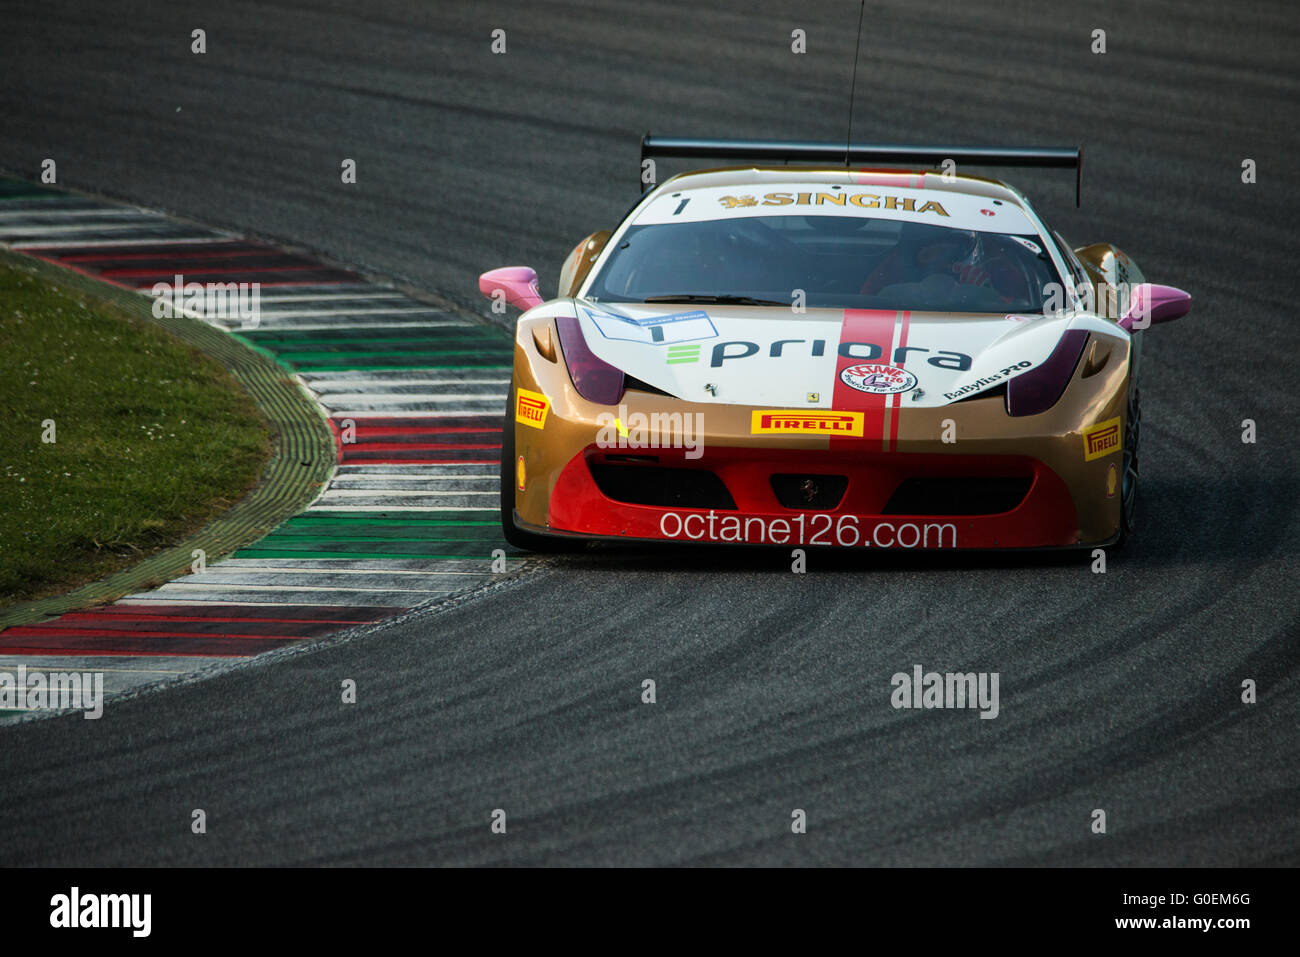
[0,176,519,698]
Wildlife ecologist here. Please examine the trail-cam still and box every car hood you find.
[559,301,1120,409]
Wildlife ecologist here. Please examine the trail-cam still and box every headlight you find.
[1005,330,1088,416]
[555,314,625,404]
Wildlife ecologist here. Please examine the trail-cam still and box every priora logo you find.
[709,339,972,370]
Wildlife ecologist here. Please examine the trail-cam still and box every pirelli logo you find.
[515,388,549,430]
[751,409,865,437]
[1083,416,1122,461]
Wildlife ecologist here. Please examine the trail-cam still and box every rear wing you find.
[639,135,1084,207]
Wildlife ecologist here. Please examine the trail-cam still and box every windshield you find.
[584,215,1063,313]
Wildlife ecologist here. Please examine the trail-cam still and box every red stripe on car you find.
[831,308,899,449]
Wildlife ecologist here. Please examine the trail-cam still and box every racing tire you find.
[1115,386,1141,548]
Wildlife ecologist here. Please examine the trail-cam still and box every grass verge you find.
[0,263,270,603]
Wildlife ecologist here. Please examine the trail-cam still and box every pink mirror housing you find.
[479,266,544,312]
[1120,283,1191,332]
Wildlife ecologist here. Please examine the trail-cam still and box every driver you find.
[861,223,1024,301]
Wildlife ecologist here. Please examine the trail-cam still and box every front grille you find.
[770,473,848,510]
[622,375,676,397]
[882,476,1032,515]
[588,463,737,509]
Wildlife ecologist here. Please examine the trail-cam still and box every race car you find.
[480,136,1190,552]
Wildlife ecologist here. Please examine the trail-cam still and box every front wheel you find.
[1114,387,1141,547]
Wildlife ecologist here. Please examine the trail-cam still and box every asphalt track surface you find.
[1,0,1297,865]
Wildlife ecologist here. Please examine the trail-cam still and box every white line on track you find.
[208,558,509,571]
[205,563,498,576]
[334,465,500,475]
[0,208,156,220]
[0,220,199,235]
[147,582,461,594]
[304,505,499,512]
[0,661,219,674]
[329,479,498,488]
[119,591,427,606]
[317,489,498,498]
[308,393,507,404]
[11,235,235,249]
[303,379,510,389]
[250,307,448,319]
[325,409,504,419]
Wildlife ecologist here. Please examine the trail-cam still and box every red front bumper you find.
[532,445,1081,549]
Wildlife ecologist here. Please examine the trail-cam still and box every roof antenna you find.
[845,0,867,167]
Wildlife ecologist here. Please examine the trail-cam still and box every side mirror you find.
[479,266,544,312]
[1120,283,1191,332]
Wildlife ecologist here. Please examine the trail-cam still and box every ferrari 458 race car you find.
[480,137,1190,552]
